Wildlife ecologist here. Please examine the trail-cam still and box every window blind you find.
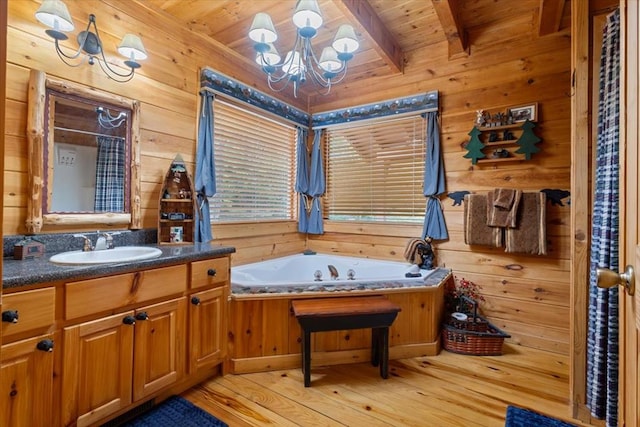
[210,99,297,222]
[325,115,426,222]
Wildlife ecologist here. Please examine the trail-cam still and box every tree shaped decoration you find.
[515,120,541,160]
[463,126,486,165]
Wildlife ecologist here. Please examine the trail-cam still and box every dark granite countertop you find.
[3,243,236,290]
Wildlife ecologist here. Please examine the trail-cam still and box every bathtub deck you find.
[231,265,450,295]
[227,270,450,375]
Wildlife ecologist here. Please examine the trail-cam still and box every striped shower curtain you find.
[586,8,620,427]
[94,136,125,212]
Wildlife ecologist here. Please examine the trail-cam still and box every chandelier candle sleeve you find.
[248,0,359,97]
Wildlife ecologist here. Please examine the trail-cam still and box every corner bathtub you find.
[231,253,444,295]
[227,253,452,375]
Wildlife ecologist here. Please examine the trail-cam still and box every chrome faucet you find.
[74,232,117,251]
[328,264,339,280]
[94,233,115,250]
[73,234,93,252]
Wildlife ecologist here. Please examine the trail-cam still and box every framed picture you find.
[508,103,538,122]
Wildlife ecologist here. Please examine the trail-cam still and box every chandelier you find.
[248,0,359,97]
[34,0,148,83]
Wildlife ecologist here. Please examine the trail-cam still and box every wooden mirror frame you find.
[26,69,141,233]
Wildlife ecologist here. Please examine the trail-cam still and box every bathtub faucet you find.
[328,265,339,280]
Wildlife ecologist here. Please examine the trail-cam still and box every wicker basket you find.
[442,296,510,356]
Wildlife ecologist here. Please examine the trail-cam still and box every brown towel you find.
[404,238,426,265]
[505,192,547,255]
[464,194,503,247]
[487,189,522,228]
[493,188,517,209]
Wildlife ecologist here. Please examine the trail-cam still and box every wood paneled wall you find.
[306,6,574,355]
[6,0,572,354]
[5,0,307,257]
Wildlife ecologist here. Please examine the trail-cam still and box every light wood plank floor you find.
[182,344,594,426]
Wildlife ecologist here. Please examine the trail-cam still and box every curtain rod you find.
[54,126,126,139]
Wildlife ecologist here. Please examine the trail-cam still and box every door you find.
[0,335,54,427]
[189,286,227,373]
[132,297,186,401]
[621,1,639,425]
[61,312,135,427]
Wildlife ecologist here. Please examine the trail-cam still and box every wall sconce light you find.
[35,0,148,83]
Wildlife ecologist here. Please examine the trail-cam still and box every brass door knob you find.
[596,265,635,296]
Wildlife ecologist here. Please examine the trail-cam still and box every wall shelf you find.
[476,157,525,165]
[464,118,541,165]
[158,154,195,244]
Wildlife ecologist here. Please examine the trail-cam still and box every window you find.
[325,115,426,222]
[210,99,297,222]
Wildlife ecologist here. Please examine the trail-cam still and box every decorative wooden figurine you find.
[515,120,542,160]
[463,127,486,165]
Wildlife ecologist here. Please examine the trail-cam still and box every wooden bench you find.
[291,295,402,387]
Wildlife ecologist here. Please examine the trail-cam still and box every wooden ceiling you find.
[144,0,570,105]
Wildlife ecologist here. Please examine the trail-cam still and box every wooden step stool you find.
[291,295,401,387]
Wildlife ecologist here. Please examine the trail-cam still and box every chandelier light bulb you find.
[332,24,359,61]
[256,43,281,65]
[319,47,341,74]
[293,0,323,36]
[282,51,306,76]
[249,12,278,52]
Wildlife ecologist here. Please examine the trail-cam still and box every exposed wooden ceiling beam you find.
[538,0,566,36]
[336,0,404,74]
[431,0,469,59]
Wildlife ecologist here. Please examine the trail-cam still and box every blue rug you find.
[505,406,577,427]
[122,396,228,427]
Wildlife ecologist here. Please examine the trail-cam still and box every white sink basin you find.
[49,246,162,265]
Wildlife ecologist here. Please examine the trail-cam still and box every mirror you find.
[26,70,141,233]
[49,94,130,213]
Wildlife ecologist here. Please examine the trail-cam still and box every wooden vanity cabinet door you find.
[132,297,187,401]
[189,286,227,372]
[61,312,135,427]
[1,334,54,427]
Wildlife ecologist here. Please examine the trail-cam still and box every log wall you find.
[306,9,574,355]
[6,0,574,354]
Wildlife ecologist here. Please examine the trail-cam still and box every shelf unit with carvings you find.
[158,154,195,245]
[465,121,541,165]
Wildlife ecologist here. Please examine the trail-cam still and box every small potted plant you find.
[442,276,510,355]
[444,276,485,315]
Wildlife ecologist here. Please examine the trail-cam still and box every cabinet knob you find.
[207,269,217,277]
[135,312,149,321]
[122,315,136,325]
[2,310,19,323]
[36,339,54,352]
[191,296,201,306]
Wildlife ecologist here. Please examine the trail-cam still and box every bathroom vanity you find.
[1,243,234,427]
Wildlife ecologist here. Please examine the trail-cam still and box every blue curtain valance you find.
[201,68,438,130]
[200,68,310,128]
[312,91,438,129]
